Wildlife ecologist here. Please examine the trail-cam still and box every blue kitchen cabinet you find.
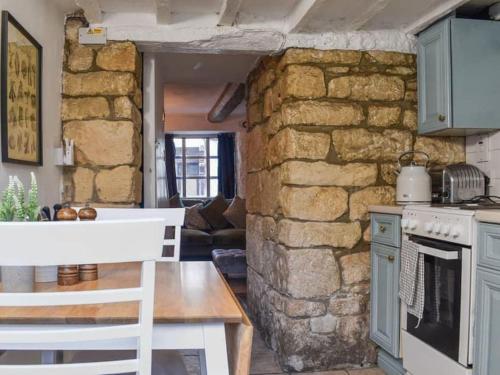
[474,223,500,375]
[417,17,500,135]
[370,213,404,374]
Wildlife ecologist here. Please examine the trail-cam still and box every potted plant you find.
[0,172,43,291]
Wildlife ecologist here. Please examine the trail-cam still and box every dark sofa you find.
[180,199,246,261]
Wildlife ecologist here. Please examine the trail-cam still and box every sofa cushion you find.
[167,193,184,208]
[212,228,246,247]
[199,194,230,230]
[223,196,246,229]
[184,203,211,230]
[181,228,213,246]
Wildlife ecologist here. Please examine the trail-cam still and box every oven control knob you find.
[433,223,441,234]
[451,226,462,238]
[442,224,451,236]
[424,222,434,233]
[409,220,418,230]
[401,218,409,229]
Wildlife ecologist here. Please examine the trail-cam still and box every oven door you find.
[404,235,472,367]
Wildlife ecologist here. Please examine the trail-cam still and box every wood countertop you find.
[0,261,243,325]
[475,210,500,225]
[368,205,404,215]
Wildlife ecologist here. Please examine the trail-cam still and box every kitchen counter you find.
[475,210,500,224]
[368,205,404,215]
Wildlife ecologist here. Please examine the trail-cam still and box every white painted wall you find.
[466,132,500,196]
[0,0,65,207]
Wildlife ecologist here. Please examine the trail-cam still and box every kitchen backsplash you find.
[466,131,500,195]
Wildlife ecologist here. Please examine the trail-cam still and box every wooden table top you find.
[0,262,244,325]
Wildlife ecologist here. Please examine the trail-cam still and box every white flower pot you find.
[1,266,35,292]
[35,266,58,283]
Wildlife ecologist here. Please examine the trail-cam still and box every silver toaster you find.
[432,164,486,203]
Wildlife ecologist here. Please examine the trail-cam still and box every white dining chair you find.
[0,218,165,375]
[82,208,185,262]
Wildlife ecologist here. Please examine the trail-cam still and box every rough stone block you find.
[367,106,401,127]
[246,125,267,172]
[281,100,364,127]
[267,128,330,166]
[310,314,337,334]
[339,252,371,285]
[278,220,361,249]
[328,74,405,101]
[65,18,84,43]
[257,68,276,94]
[277,65,326,99]
[278,49,362,69]
[367,51,414,66]
[62,97,110,121]
[113,96,142,126]
[285,299,326,318]
[281,161,377,187]
[68,45,95,72]
[247,102,263,126]
[329,295,366,316]
[72,167,95,203]
[96,42,138,72]
[349,186,396,221]
[386,66,416,75]
[286,248,341,298]
[95,166,141,203]
[414,136,465,166]
[63,120,138,166]
[380,163,398,184]
[63,71,137,96]
[331,129,412,161]
[402,110,417,130]
[246,168,281,216]
[280,186,348,221]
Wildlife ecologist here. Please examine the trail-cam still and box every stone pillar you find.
[62,16,143,206]
[245,49,465,372]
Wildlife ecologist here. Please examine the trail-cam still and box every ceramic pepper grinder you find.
[56,205,80,286]
[78,204,98,281]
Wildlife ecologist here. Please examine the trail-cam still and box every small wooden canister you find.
[78,205,98,281]
[57,206,80,286]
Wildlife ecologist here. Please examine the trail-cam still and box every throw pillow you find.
[184,203,211,231]
[199,194,230,230]
[223,196,246,229]
[167,193,184,208]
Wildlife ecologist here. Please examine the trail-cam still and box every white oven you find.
[401,206,475,375]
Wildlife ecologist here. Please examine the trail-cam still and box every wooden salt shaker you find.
[78,204,98,281]
[57,206,80,286]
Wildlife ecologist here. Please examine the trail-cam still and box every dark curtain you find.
[217,133,236,198]
[165,134,178,197]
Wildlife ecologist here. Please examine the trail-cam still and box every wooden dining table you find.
[0,261,253,375]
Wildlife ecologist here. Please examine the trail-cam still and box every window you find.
[174,136,218,198]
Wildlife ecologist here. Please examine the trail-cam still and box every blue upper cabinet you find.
[418,17,500,135]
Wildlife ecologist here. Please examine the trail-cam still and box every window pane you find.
[176,179,183,197]
[174,138,182,156]
[175,158,183,177]
[186,159,207,177]
[209,138,218,157]
[210,158,218,177]
[210,179,219,197]
[185,138,206,157]
[185,178,207,198]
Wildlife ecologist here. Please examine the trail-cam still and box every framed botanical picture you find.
[1,11,42,165]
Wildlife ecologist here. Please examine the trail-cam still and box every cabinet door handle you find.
[388,255,395,262]
[438,114,446,122]
[379,224,386,233]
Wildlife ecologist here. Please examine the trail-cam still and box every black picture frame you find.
[1,11,43,166]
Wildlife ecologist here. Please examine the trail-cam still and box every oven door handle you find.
[417,244,460,260]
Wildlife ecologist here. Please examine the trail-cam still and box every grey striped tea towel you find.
[399,239,425,326]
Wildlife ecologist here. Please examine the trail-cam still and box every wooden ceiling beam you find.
[284,0,323,33]
[218,0,243,26]
[207,83,245,123]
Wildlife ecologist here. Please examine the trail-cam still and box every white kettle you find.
[395,151,432,204]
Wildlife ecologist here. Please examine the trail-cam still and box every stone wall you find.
[245,49,465,372]
[62,16,143,206]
